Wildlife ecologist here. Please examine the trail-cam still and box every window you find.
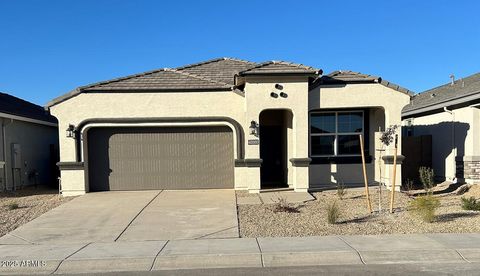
[310,111,364,157]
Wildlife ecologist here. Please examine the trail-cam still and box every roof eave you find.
[239,71,319,77]
[402,91,480,118]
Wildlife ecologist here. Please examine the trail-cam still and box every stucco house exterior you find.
[0,92,59,191]
[402,72,480,184]
[46,58,412,196]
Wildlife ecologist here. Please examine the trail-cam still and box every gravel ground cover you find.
[0,186,74,237]
[237,185,480,237]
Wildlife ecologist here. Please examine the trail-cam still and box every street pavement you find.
[0,233,479,274]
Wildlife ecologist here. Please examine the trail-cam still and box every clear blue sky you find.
[1,0,479,105]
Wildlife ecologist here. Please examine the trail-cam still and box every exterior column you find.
[383,109,403,191]
[292,107,310,192]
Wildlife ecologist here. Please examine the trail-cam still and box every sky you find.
[1,0,479,105]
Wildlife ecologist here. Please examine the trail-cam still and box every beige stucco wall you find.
[50,91,248,195]
[50,92,246,162]
[60,170,85,196]
[407,105,480,182]
[244,76,310,192]
[309,83,411,190]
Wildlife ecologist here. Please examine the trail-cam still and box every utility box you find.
[11,143,22,169]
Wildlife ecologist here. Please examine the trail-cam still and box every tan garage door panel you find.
[87,126,234,191]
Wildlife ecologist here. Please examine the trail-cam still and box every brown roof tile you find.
[239,61,320,76]
[312,70,414,96]
[177,57,257,84]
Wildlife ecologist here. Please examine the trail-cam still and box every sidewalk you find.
[0,233,479,275]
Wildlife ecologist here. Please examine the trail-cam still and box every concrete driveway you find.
[0,190,238,244]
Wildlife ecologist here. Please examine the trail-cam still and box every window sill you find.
[310,155,372,164]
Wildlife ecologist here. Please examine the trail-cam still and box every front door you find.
[260,125,287,188]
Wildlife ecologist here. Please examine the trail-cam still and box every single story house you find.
[402,72,480,184]
[46,58,412,196]
[0,92,59,191]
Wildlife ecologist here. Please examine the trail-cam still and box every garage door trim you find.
[75,117,245,162]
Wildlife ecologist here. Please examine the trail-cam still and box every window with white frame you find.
[310,111,364,157]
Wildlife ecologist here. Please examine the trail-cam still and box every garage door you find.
[87,126,234,191]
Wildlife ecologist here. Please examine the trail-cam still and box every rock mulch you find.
[237,186,480,238]
[0,186,74,237]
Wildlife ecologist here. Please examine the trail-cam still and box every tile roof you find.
[47,58,412,108]
[177,58,257,84]
[238,61,320,76]
[47,57,256,107]
[403,72,480,114]
[312,70,414,96]
[0,92,57,124]
[82,68,232,91]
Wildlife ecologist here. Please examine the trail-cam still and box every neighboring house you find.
[0,92,59,191]
[402,72,480,184]
[46,58,412,196]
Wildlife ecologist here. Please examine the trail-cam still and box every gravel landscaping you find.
[0,186,74,237]
[237,185,480,237]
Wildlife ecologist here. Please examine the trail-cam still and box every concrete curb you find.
[0,233,479,274]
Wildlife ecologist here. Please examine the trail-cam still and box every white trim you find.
[309,110,364,157]
[0,112,57,127]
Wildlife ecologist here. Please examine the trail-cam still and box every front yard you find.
[0,186,74,237]
[237,185,480,237]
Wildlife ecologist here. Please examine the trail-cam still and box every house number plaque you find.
[248,139,260,145]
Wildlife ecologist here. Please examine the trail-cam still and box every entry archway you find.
[259,109,293,189]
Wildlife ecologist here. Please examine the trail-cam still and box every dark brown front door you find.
[260,125,287,188]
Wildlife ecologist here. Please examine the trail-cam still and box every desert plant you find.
[409,195,440,223]
[461,197,480,211]
[6,202,19,210]
[379,125,399,146]
[336,182,347,200]
[403,179,415,196]
[419,167,435,192]
[273,196,300,213]
[376,124,399,213]
[326,201,340,224]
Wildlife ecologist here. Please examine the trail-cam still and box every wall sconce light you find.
[270,92,278,98]
[249,120,259,137]
[280,92,288,98]
[275,84,283,90]
[66,124,76,138]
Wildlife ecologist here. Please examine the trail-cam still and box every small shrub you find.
[6,202,19,210]
[337,182,347,200]
[409,195,440,223]
[273,196,300,213]
[461,197,480,211]
[419,167,435,192]
[403,179,415,196]
[326,201,340,224]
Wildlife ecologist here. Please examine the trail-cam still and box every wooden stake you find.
[359,134,373,213]
[389,135,398,213]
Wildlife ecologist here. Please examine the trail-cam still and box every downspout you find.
[2,118,13,191]
[443,107,456,182]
